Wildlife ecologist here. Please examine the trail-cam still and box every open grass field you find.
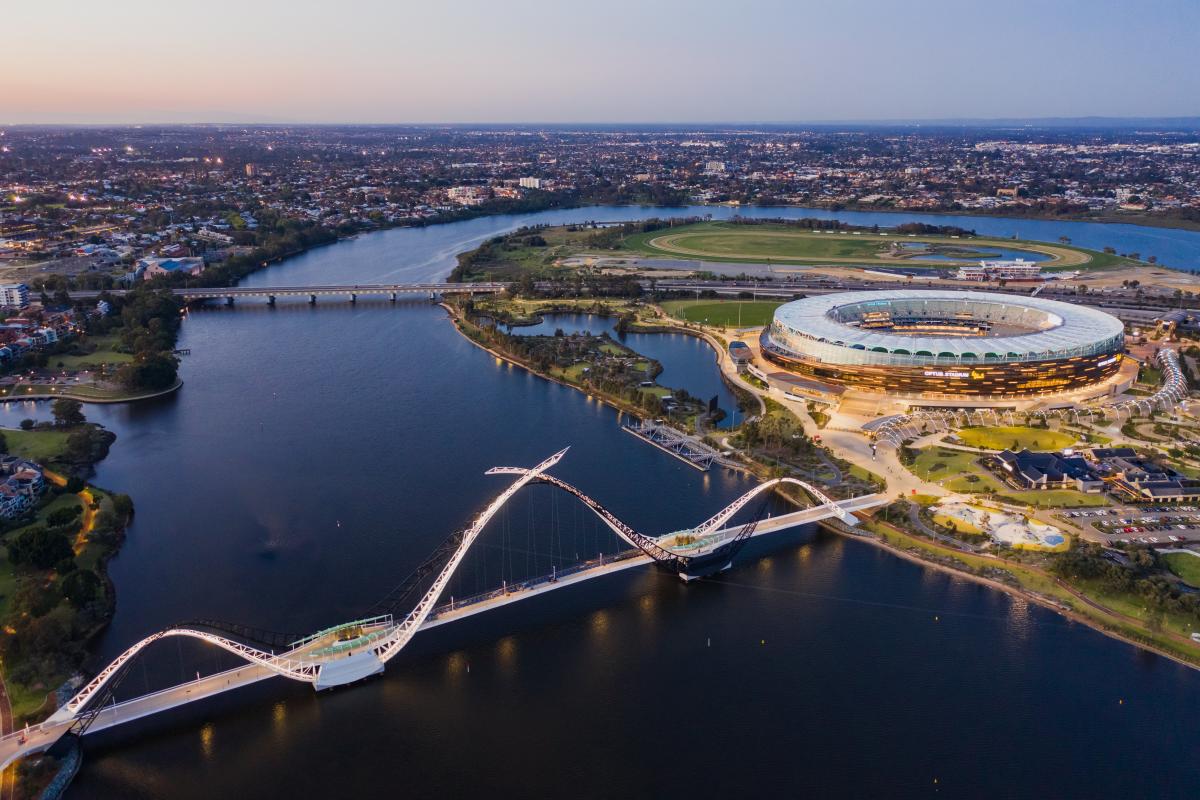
[910,447,1005,493]
[1163,552,1200,588]
[1,427,72,463]
[624,222,1116,269]
[955,426,1076,451]
[661,299,783,327]
[52,335,134,369]
[999,489,1111,508]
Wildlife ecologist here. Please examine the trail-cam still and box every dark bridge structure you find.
[175,282,507,305]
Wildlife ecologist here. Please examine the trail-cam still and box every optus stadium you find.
[760,290,1125,398]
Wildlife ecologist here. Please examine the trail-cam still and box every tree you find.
[64,429,95,462]
[51,398,85,427]
[7,527,73,570]
[0,430,7,454]
[115,351,179,391]
[60,569,101,607]
[18,419,33,431]
[111,493,134,518]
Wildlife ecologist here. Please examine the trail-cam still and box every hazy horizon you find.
[4,0,1199,125]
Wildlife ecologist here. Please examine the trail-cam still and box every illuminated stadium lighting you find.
[761,290,1125,398]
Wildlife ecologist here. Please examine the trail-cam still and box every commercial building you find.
[518,177,543,189]
[760,290,1125,398]
[1091,448,1200,502]
[955,259,1044,282]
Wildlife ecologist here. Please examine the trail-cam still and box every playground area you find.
[934,500,1069,551]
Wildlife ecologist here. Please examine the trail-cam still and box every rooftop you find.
[772,290,1125,360]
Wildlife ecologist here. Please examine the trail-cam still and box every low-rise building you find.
[0,284,30,310]
[0,455,45,519]
[955,259,1043,282]
[1089,447,1200,502]
[996,449,1106,492]
[139,257,205,280]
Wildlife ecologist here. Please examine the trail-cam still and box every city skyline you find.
[5,0,1200,125]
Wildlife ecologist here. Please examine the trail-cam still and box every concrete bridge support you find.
[225,296,234,307]
[267,295,276,306]
[309,294,317,305]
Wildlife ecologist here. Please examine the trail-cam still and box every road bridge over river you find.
[0,450,882,770]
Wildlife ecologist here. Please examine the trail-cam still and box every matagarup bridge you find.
[0,449,882,769]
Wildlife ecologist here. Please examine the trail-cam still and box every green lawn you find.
[999,489,1111,508]
[623,221,1112,269]
[909,447,1005,492]
[556,363,590,381]
[661,299,783,327]
[1163,552,1200,588]
[931,510,983,535]
[1,427,72,463]
[52,335,135,369]
[956,426,1076,451]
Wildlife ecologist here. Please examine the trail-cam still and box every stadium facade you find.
[761,290,1125,398]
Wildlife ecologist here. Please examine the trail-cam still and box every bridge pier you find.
[350,293,357,305]
[267,295,276,306]
[390,292,397,303]
[225,296,234,307]
[309,294,317,305]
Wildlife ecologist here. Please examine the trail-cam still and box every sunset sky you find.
[5,0,1198,124]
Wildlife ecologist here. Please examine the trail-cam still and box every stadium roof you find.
[773,290,1124,359]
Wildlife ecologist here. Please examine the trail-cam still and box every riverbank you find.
[0,379,182,406]
[833,515,1200,671]
[0,422,134,725]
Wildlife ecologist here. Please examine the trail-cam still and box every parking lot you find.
[1060,505,1200,546]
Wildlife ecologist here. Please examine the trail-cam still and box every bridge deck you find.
[0,493,883,769]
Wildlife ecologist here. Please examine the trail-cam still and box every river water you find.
[10,206,1197,797]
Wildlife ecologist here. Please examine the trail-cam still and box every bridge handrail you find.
[426,548,646,620]
[690,477,853,536]
[288,614,393,649]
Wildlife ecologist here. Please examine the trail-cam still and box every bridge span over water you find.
[0,449,882,769]
[176,282,506,304]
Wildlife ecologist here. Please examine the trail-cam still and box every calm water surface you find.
[5,207,1196,797]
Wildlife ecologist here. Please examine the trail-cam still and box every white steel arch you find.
[54,448,570,722]
[371,447,568,664]
[690,476,855,535]
[50,628,319,723]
